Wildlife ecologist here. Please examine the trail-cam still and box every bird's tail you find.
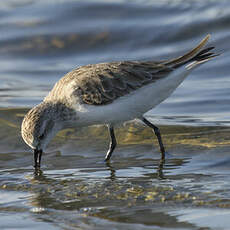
[162,34,219,69]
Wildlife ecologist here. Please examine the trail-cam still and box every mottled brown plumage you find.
[45,35,214,106]
[46,61,173,105]
[21,34,218,168]
[21,102,77,149]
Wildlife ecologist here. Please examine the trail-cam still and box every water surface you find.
[1,0,230,229]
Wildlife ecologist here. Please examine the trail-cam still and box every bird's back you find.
[45,61,172,106]
[45,35,216,108]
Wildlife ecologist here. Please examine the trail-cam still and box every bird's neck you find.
[42,101,78,129]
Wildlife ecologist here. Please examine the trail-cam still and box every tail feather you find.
[163,34,211,66]
[186,54,220,70]
[189,46,216,63]
[195,46,214,56]
[163,34,219,70]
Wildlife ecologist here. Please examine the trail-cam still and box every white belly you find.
[75,65,192,126]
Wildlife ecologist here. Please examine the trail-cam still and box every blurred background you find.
[1,1,230,230]
[0,0,230,125]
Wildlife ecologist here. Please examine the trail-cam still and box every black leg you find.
[34,149,43,168]
[34,149,38,168]
[105,125,117,161]
[142,117,165,160]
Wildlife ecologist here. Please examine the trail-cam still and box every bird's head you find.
[21,102,61,168]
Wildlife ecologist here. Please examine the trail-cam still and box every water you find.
[1,0,230,229]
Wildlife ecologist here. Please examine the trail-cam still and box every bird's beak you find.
[34,148,43,168]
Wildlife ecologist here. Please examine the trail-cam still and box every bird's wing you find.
[66,61,173,105]
[46,35,215,106]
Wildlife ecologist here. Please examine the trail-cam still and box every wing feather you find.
[45,35,215,106]
[71,62,172,105]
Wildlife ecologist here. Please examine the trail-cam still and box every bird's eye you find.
[39,134,45,140]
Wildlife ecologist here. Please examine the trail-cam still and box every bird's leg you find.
[34,149,43,168]
[34,150,38,168]
[142,117,165,160]
[105,125,117,161]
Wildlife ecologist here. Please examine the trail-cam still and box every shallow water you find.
[1,108,230,229]
[1,0,230,229]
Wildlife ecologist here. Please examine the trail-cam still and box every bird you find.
[21,34,217,168]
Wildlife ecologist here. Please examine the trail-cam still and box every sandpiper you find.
[21,34,217,168]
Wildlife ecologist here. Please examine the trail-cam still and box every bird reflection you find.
[32,158,166,181]
[157,159,165,179]
[106,161,116,181]
[105,158,166,181]
[34,167,43,178]
[33,168,48,182]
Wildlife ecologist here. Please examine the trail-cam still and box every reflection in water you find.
[33,168,45,180]
[0,144,229,229]
[22,152,229,229]
[157,159,165,179]
[105,159,167,181]
[32,158,166,182]
[105,162,116,181]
